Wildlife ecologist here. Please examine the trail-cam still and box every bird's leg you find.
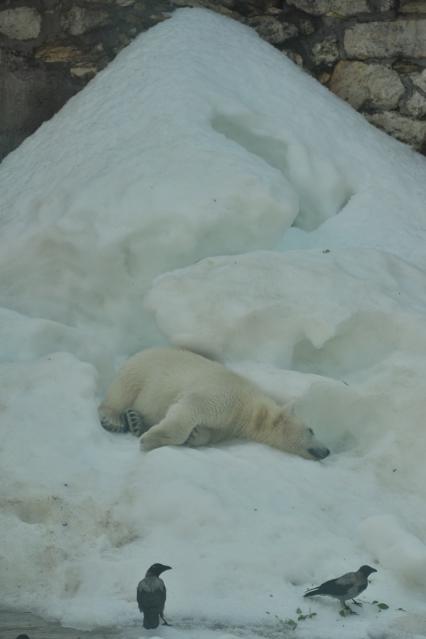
[351,599,363,607]
[341,601,357,615]
[160,613,171,626]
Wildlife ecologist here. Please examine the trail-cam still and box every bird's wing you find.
[159,583,166,612]
[335,571,357,586]
[137,579,166,613]
[136,580,146,611]
[317,572,356,596]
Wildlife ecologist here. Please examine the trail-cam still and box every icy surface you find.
[0,7,426,639]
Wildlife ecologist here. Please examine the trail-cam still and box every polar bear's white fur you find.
[98,347,329,460]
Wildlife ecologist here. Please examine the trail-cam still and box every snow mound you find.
[0,8,425,375]
[0,7,426,639]
[146,249,426,373]
[147,247,426,492]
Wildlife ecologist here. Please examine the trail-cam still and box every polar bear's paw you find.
[99,409,128,433]
[139,430,161,451]
[185,425,211,447]
[122,409,149,437]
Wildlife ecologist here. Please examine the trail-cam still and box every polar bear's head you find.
[272,409,330,460]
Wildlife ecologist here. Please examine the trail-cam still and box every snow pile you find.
[0,7,426,639]
[147,249,426,492]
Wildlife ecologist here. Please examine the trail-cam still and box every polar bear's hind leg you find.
[123,409,149,437]
[99,407,128,433]
[99,366,143,434]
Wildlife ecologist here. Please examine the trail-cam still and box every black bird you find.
[304,565,377,612]
[16,636,31,639]
[137,563,172,629]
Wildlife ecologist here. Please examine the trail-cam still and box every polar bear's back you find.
[123,347,263,426]
[126,347,254,396]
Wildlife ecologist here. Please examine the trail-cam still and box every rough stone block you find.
[247,16,298,45]
[330,61,405,109]
[311,36,339,65]
[0,54,79,159]
[0,7,41,40]
[366,111,426,150]
[61,6,111,36]
[368,0,396,10]
[299,18,315,35]
[35,46,82,63]
[412,69,426,94]
[403,91,426,118]
[170,0,236,15]
[344,20,426,59]
[287,0,369,16]
[399,1,426,13]
[283,49,304,66]
[70,65,98,79]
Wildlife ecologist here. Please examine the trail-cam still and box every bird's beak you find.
[164,565,172,571]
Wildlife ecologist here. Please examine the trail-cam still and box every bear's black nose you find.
[308,446,330,460]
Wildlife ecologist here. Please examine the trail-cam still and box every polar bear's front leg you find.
[140,400,200,451]
[185,426,212,447]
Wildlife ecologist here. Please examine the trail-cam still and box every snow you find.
[0,7,426,639]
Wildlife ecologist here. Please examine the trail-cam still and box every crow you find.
[304,565,377,612]
[137,563,172,629]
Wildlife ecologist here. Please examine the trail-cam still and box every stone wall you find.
[1,0,426,161]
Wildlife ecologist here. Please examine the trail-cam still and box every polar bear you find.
[98,347,330,460]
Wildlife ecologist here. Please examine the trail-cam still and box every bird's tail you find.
[304,587,320,598]
[143,611,160,629]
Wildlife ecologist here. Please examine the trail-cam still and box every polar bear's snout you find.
[305,426,330,460]
[308,444,330,460]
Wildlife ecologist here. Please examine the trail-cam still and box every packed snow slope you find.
[1,7,426,639]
